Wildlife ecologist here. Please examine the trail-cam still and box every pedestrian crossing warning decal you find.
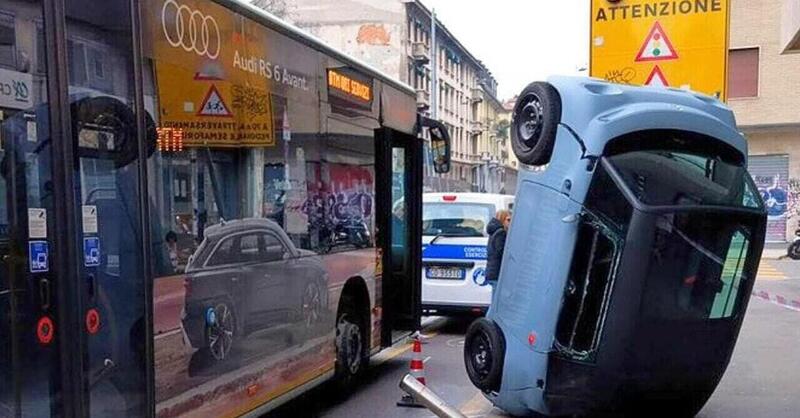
[197,84,233,117]
[645,66,669,87]
[635,22,678,62]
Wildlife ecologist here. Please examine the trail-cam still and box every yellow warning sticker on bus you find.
[590,0,730,101]
[155,62,275,148]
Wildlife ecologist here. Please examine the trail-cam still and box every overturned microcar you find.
[464,77,767,417]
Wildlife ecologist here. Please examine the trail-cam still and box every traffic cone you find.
[396,336,427,408]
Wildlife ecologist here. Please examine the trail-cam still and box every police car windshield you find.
[422,203,494,237]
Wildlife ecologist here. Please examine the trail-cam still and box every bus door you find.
[1,1,151,416]
[376,128,423,345]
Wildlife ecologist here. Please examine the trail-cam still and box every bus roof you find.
[224,0,415,97]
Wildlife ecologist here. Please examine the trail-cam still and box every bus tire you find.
[787,241,800,260]
[511,82,562,166]
[464,317,505,393]
[334,296,367,395]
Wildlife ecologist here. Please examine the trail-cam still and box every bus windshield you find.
[422,203,494,237]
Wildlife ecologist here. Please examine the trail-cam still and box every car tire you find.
[464,317,505,393]
[202,299,237,362]
[301,282,323,334]
[511,81,562,166]
[334,297,367,395]
[788,242,800,260]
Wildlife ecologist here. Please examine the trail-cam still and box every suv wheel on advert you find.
[204,300,236,362]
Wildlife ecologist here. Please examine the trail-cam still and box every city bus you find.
[0,0,450,416]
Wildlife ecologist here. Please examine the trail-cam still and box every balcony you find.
[416,89,430,110]
[469,120,484,134]
[470,87,483,103]
[411,42,430,64]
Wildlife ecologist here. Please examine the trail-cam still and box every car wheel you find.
[334,301,366,394]
[788,242,800,260]
[511,81,562,166]
[464,317,505,392]
[204,301,236,362]
[302,282,322,329]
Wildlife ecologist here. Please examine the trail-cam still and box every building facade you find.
[272,0,515,193]
[729,0,800,242]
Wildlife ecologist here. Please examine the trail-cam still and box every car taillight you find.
[442,195,457,202]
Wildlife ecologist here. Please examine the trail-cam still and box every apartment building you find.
[728,0,800,242]
[269,0,513,193]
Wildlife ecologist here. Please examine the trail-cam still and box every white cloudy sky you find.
[422,0,590,99]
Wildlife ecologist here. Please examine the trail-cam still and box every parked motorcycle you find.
[319,216,371,253]
[788,228,800,260]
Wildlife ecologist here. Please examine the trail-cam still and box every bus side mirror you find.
[419,116,451,174]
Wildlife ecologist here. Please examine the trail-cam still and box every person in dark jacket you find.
[486,209,511,287]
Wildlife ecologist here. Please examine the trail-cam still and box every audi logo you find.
[161,0,221,60]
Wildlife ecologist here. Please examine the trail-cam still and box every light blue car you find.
[463,77,767,417]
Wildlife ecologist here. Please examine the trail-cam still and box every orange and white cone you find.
[409,338,426,385]
[397,336,427,408]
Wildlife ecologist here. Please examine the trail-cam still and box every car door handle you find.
[231,277,239,282]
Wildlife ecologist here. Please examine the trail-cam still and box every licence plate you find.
[426,267,465,280]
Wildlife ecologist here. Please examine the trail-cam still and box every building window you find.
[728,48,759,98]
[0,12,16,69]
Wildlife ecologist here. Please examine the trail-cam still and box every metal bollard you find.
[399,374,468,418]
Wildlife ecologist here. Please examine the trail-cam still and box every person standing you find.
[486,209,511,288]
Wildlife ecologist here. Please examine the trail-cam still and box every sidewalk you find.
[762,243,788,260]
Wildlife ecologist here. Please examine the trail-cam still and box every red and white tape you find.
[751,290,800,312]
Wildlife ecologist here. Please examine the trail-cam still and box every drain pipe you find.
[399,374,468,418]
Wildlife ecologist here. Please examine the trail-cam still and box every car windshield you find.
[422,203,495,237]
[606,149,763,209]
[641,212,759,320]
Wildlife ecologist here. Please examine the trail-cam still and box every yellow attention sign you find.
[590,0,730,101]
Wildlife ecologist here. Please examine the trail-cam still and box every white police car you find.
[421,193,514,316]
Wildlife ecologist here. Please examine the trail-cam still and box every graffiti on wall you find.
[755,175,789,219]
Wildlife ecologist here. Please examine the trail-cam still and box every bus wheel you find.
[334,298,366,393]
[788,241,800,260]
[511,82,562,166]
[464,318,505,392]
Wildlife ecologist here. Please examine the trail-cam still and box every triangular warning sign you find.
[635,22,678,62]
[197,85,233,117]
[645,66,669,87]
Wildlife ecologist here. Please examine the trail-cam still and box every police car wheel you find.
[511,82,562,166]
[464,318,505,392]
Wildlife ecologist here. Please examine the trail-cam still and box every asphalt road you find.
[266,259,800,418]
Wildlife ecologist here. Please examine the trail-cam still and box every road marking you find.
[372,318,447,365]
[460,391,492,415]
[757,261,787,281]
